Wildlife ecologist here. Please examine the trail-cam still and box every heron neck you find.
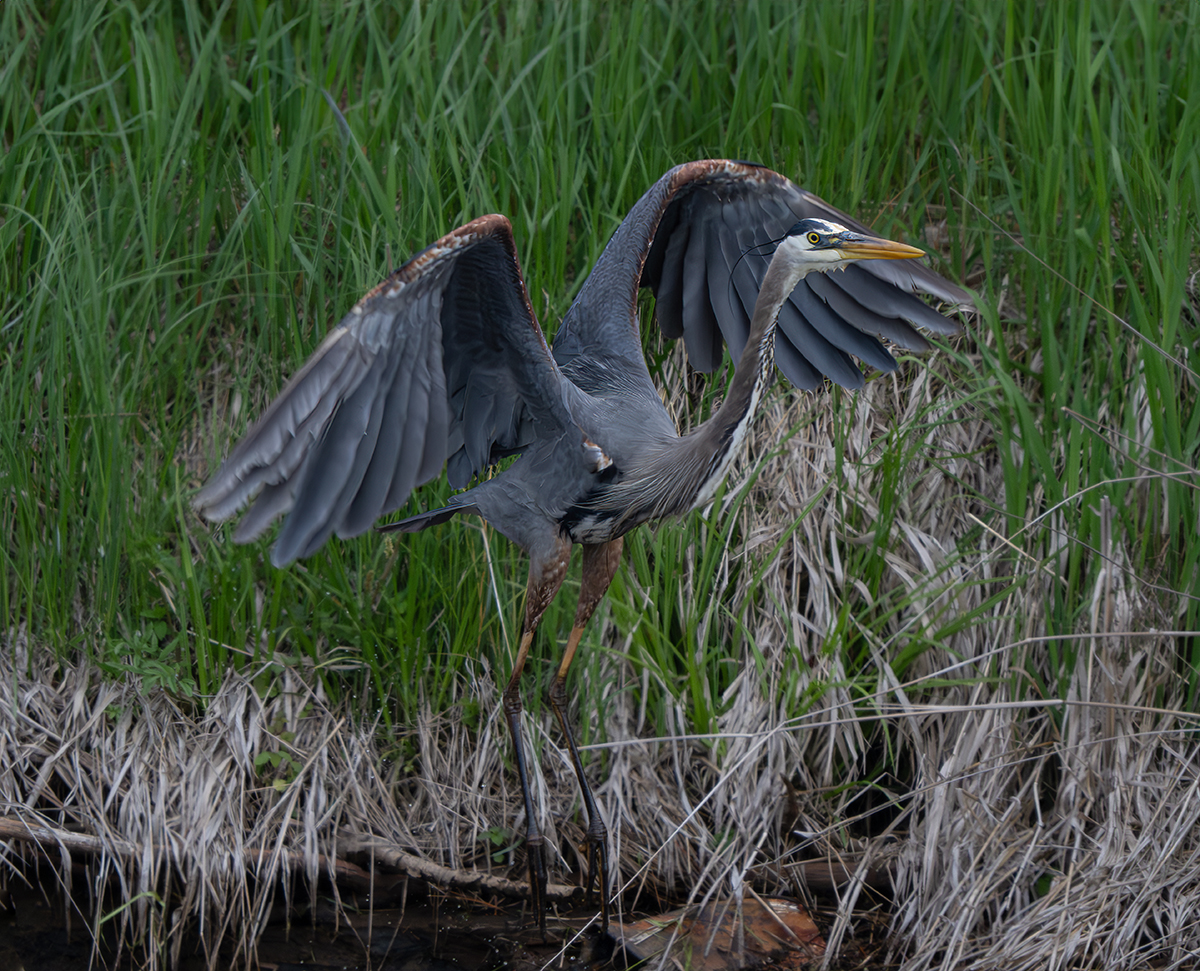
[679,254,806,510]
[708,257,804,441]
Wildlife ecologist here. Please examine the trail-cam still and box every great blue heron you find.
[194,159,969,932]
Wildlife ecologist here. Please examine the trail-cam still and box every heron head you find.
[777,217,926,274]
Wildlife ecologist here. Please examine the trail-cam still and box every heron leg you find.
[547,537,623,933]
[503,536,571,935]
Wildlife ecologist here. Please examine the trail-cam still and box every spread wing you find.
[556,159,971,391]
[193,215,572,565]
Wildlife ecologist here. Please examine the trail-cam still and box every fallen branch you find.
[339,837,582,903]
[0,816,579,904]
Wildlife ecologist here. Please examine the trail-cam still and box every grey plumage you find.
[193,158,971,930]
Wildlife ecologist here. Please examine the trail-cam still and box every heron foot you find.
[584,820,610,932]
[525,832,548,936]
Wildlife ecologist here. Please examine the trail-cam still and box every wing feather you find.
[413,321,451,488]
[680,218,723,372]
[340,321,422,538]
[708,203,754,362]
[806,272,933,351]
[271,346,393,562]
[196,330,366,522]
[829,263,963,336]
[790,280,896,374]
[775,298,864,390]
[653,220,690,339]
[772,326,826,391]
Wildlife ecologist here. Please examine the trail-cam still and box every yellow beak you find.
[833,232,926,260]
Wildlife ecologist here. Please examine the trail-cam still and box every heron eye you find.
[807,231,821,245]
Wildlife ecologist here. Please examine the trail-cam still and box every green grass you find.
[2,0,1198,748]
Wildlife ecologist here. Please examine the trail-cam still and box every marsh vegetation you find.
[2,2,1198,969]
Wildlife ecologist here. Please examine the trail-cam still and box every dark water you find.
[0,879,611,971]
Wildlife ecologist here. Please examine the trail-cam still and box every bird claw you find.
[527,829,608,937]
[584,829,610,933]
[526,835,549,936]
